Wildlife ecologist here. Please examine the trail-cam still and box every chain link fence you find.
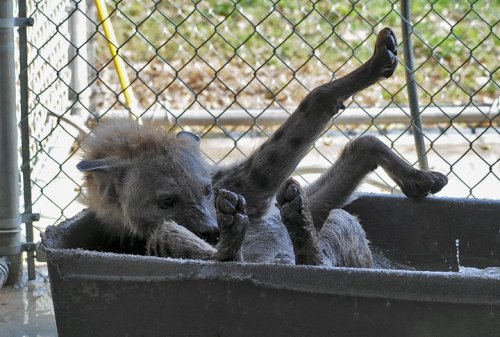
[17,0,499,276]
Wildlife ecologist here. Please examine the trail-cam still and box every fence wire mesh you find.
[19,0,499,266]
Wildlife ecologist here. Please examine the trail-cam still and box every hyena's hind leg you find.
[146,189,248,262]
[212,28,399,221]
[276,178,372,267]
[318,209,373,268]
[305,136,448,228]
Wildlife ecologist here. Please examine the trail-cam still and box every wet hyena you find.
[77,28,447,267]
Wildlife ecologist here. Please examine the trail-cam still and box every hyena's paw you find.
[276,177,311,232]
[400,170,448,199]
[371,27,398,79]
[277,178,324,265]
[215,189,249,261]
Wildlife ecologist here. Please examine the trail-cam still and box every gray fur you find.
[77,28,447,268]
[319,210,373,268]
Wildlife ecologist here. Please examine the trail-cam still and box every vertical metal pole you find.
[0,0,21,285]
[401,0,429,170]
[18,0,35,280]
[69,0,90,120]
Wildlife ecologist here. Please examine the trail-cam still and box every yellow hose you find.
[94,0,137,111]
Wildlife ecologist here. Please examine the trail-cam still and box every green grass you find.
[94,0,499,110]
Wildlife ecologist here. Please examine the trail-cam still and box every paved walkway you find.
[0,266,56,337]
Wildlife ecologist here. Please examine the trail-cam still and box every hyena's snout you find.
[184,205,219,244]
[198,220,219,245]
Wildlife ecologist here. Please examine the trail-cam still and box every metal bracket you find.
[0,213,39,227]
[21,242,36,252]
[21,213,40,223]
[0,17,34,28]
[21,242,46,262]
[0,213,40,256]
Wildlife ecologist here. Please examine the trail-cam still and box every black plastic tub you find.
[42,194,500,337]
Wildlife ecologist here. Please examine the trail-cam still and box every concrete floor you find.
[0,265,57,337]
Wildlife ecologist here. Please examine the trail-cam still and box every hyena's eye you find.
[157,195,177,209]
[204,185,213,198]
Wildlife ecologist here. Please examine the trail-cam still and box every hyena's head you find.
[77,125,219,243]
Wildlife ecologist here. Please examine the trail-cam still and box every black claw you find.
[387,50,397,64]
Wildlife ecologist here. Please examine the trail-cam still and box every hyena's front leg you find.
[146,190,248,261]
[306,136,448,227]
[146,221,217,260]
[213,28,398,220]
[213,189,249,262]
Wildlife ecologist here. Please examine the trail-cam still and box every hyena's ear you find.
[77,159,124,202]
[77,158,115,172]
[176,130,201,148]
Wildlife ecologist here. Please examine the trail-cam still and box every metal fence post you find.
[0,0,21,286]
[69,0,90,121]
[18,0,37,280]
[401,0,429,171]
